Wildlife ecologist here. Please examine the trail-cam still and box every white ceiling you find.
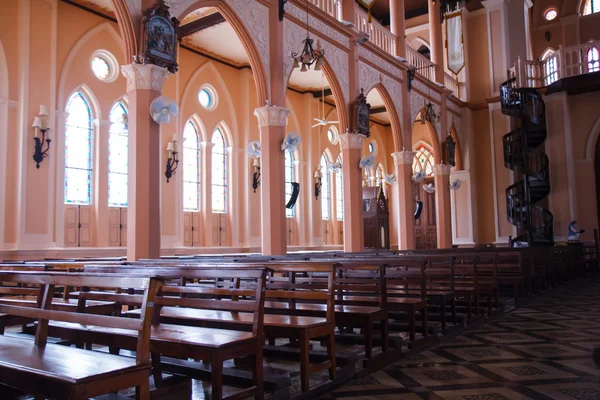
[366,89,390,124]
[182,22,250,67]
[288,67,330,92]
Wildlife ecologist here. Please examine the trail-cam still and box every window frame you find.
[335,155,343,221]
[320,153,331,221]
[183,120,202,212]
[587,47,600,73]
[211,127,228,214]
[412,145,435,177]
[108,101,128,208]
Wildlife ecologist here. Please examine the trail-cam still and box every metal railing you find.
[406,46,435,81]
[355,7,396,56]
[308,0,339,19]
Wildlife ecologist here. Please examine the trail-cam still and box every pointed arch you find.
[414,107,442,164]
[183,119,202,212]
[364,84,403,152]
[108,0,139,60]
[540,47,556,60]
[186,113,208,143]
[177,1,269,105]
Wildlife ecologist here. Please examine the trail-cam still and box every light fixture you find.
[165,137,179,183]
[32,105,51,169]
[445,134,456,166]
[357,0,375,23]
[291,0,325,73]
[252,158,261,193]
[314,169,322,200]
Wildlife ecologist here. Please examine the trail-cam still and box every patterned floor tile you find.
[553,359,600,377]
[528,382,600,400]
[478,361,578,382]
[531,330,599,342]
[438,336,486,347]
[472,332,543,344]
[394,350,452,365]
[442,346,523,362]
[517,312,572,321]
[433,387,534,400]
[398,365,492,387]
[496,321,559,330]
[549,320,600,329]
[508,344,590,358]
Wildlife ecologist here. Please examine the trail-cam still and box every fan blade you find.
[167,103,179,116]
[313,118,322,122]
[311,123,322,128]
[329,121,340,124]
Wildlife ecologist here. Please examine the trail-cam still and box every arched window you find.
[320,154,331,220]
[211,127,228,213]
[64,91,93,205]
[285,149,295,218]
[413,146,435,177]
[108,102,128,208]
[335,156,343,221]
[183,121,201,212]
[588,47,600,73]
[417,45,431,60]
[583,0,599,15]
[541,49,558,85]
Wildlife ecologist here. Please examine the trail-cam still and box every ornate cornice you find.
[254,105,290,128]
[339,133,366,150]
[121,64,169,93]
[392,150,415,165]
[434,163,452,176]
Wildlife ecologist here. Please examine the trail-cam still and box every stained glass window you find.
[198,89,212,109]
[327,127,337,144]
[544,8,558,20]
[285,150,295,218]
[212,128,228,213]
[108,102,128,207]
[583,0,599,15]
[320,154,331,220]
[183,121,201,211]
[542,49,558,85]
[64,92,93,205]
[91,57,110,80]
[413,146,435,177]
[335,156,343,221]
[588,47,600,73]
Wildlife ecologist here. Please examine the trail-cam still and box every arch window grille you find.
[542,49,559,85]
[64,91,93,205]
[183,121,201,212]
[108,102,128,208]
[211,128,228,213]
[320,154,331,220]
[413,146,435,177]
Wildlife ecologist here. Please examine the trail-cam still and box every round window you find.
[369,142,375,154]
[90,50,119,82]
[544,8,558,21]
[92,57,110,80]
[198,85,218,110]
[327,128,338,144]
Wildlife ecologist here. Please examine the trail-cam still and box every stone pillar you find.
[428,0,445,83]
[254,105,290,255]
[434,163,453,248]
[340,0,356,24]
[121,63,169,261]
[390,0,407,57]
[339,133,365,252]
[392,151,416,250]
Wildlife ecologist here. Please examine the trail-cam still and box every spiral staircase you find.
[500,78,554,247]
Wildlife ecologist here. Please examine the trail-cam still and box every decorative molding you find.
[358,47,402,78]
[283,19,349,103]
[434,163,452,176]
[121,64,169,93]
[392,150,415,165]
[0,98,19,108]
[412,79,442,102]
[254,106,290,128]
[358,60,403,131]
[285,3,349,48]
[410,91,425,122]
[339,133,366,150]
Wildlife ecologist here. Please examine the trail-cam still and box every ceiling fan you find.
[312,74,339,128]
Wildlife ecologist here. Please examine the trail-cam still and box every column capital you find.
[481,0,506,11]
[339,133,366,150]
[434,163,452,176]
[121,64,169,93]
[392,150,415,165]
[253,106,289,128]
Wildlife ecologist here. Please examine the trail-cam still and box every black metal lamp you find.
[252,158,261,192]
[291,0,325,72]
[314,169,322,200]
[165,139,179,183]
[32,105,51,169]
[446,134,456,166]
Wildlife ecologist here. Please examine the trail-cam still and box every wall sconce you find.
[252,158,261,193]
[165,138,179,183]
[314,169,322,200]
[32,105,51,169]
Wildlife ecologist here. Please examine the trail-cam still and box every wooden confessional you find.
[363,186,390,249]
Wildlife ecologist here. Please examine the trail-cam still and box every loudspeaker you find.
[414,200,423,219]
[286,182,300,209]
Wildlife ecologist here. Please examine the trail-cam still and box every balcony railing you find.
[308,0,339,19]
[406,46,435,82]
[510,40,600,88]
[355,7,396,56]
[444,72,459,98]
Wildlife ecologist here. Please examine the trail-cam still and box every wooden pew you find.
[81,264,336,394]
[51,268,268,400]
[0,271,161,400]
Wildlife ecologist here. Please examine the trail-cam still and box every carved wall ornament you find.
[434,163,452,176]
[253,106,290,128]
[339,132,366,150]
[121,64,169,93]
[392,150,416,165]
[285,2,350,48]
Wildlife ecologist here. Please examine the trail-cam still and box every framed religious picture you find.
[353,89,371,137]
[140,0,179,73]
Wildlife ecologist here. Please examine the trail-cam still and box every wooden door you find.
[415,180,437,249]
[120,208,127,246]
[64,206,79,247]
[212,214,228,246]
[108,208,120,247]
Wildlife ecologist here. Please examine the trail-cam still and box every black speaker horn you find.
[414,200,423,219]
[286,182,300,209]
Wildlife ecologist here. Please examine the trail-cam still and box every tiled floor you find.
[322,277,600,400]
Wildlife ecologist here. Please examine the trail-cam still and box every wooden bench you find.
[49,268,268,400]
[0,271,161,400]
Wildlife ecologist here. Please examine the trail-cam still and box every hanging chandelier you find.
[421,102,440,124]
[292,0,325,72]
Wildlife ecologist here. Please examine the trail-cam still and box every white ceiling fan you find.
[312,74,339,128]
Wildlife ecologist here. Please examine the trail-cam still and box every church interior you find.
[0,0,599,398]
